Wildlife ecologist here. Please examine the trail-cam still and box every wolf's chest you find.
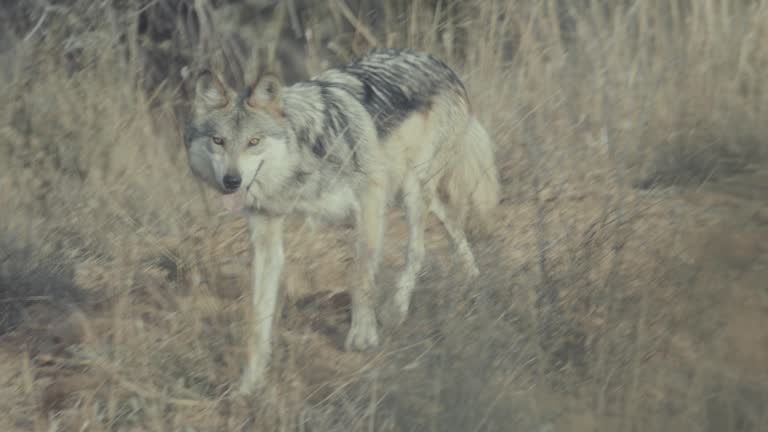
[295,184,358,222]
[256,182,359,223]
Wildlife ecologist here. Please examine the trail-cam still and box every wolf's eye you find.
[248,137,262,147]
[211,136,225,146]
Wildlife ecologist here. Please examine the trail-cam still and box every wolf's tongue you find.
[221,191,245,213]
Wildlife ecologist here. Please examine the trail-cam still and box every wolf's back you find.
[317,48,469,139]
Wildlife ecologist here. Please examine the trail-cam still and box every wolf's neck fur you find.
[280,80,366,176]
[247,81,365,222]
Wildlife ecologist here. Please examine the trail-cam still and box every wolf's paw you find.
[461,255,480,279]
[345,310,379,352]
[382,283,412,328]
[237,361,267,395]
[467,262,480,279]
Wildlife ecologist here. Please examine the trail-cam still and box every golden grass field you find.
[0,1,767,430]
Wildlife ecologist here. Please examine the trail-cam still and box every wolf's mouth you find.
[220,160,264,213]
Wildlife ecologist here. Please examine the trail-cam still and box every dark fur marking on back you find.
[295,127,312,149]
[326,88,362,171]
[307,86,362,171]
[293,170,310,184]
[335,48,467,139]
[311,137,326,157]
[361,81,375,106]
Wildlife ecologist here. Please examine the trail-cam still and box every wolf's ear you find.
[247,74,282,111]
[194,70,229,110]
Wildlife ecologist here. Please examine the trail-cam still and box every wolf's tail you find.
[441,116,500,229]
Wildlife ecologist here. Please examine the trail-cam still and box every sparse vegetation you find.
[1,1,767,431]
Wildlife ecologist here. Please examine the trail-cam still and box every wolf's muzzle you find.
[222,174,242,192]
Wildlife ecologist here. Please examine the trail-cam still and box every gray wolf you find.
[184,48,500,393]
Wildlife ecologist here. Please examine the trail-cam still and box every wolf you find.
[184,48,500,393]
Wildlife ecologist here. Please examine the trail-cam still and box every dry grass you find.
[1,0,767,431]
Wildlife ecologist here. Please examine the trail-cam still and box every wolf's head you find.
[184,70,295,211]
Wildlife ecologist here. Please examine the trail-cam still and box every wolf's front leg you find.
[345,182,386,352]
[239,213,285,395]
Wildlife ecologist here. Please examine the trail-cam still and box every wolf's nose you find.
[223,174,242,191]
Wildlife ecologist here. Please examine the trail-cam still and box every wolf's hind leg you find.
[430,197,479,278]
[386,174,428,326]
